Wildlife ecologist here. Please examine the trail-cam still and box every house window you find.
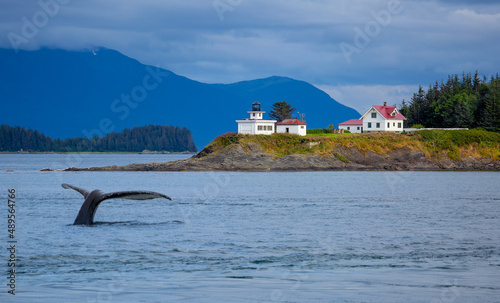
[398,122,402,128]
[300,126,304,129]
[253,113,256,117]
[357,127,360,130]
[371,113,377,118]
[376,123,380,128]
[368,122,372,128]
[258,125,263,130]
[387,123,390,128]
[347,127,350,130]
[266,125,273,131]
[393,122,395,126]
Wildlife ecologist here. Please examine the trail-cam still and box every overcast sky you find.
[1,0,499,112]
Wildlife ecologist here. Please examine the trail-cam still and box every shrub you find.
[307,128,333,134]
[411,124,425,129]
[214,132,242,147]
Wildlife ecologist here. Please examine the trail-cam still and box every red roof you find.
[276,119,307,125]
[371,106,406,120]
[339,119,363,125]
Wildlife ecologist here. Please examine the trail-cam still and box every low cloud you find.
[316,84,419,114]
[0,0,499,104]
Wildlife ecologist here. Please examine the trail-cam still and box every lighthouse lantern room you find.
[248,101,264,120]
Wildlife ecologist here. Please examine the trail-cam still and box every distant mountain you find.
[0,48,360,148]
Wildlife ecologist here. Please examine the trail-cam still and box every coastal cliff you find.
[65,130,500,171]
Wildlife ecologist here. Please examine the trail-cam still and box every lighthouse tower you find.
[248,101,264,120]
[236,101,276,135]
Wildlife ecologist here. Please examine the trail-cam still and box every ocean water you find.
[0,154,499,302]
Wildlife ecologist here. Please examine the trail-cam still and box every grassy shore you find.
[209,129,500,161]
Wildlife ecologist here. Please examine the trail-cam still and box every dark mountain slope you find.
[0,48,359,148]
[217,76,359,127]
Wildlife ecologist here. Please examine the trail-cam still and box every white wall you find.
[385,120,404,132]
[362,111,386,132]
[237,120,275,135]
[276,124,307,136]
[238,122,253,134]
[339,125,362,133]
[298,125,307,136]
[248,111,263,120]
[255,122,275,135]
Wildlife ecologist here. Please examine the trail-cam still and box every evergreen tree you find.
[398,72,499,131]
[269,101,296,122]
[400,99,411,127]
[409,86,426,126]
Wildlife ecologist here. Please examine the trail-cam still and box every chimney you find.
[383,101,387,106]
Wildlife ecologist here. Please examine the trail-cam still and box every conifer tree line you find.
[398,72,500,131]
[0,124,197,152]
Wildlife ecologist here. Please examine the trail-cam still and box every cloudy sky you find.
[1,0,499,112]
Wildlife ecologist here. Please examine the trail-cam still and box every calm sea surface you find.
[0,154,499,302]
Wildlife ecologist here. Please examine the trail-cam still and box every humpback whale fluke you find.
[62,183,172,225]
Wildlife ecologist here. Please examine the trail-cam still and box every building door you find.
[286,127,289,133]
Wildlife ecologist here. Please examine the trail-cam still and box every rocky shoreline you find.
[64,139,500,172]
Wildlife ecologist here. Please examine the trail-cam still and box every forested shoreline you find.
[399,72,499,131]
[0,124,197,153]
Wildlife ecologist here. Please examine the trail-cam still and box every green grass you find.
[415,129,500,161]
[333,152,350,163]
[306,132,355,138]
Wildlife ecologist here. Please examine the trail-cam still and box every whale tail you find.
[62,183,91,198]
[62,184,172,225]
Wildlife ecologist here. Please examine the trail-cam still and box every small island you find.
[65,129,500,172]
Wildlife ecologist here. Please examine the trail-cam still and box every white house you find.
[236,102,277,135]
[360,102,406,133]
[338,119,363,133]
[276,119,307,136]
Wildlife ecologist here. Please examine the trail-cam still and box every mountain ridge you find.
[0,47,360,148]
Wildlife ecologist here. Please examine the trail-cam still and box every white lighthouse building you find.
[236,102,277,135]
